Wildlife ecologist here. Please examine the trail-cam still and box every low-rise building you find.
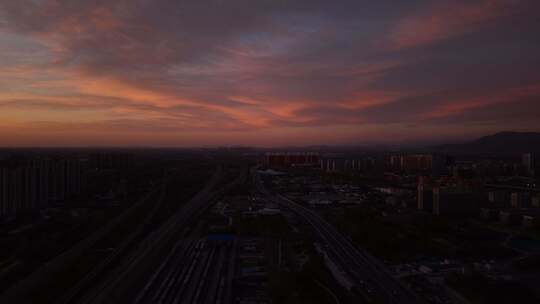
[511,192,531,208]
[523,214,540,228]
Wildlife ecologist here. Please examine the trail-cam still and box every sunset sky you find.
[1,0,539,147]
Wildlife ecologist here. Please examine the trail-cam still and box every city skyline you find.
[1,0,540,147]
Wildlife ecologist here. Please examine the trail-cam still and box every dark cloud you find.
[0,0,539,145]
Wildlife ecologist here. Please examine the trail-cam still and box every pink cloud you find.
[424,83,540,119]
[389,0,518,50]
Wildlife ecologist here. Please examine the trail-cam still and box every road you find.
[254,170,421,304]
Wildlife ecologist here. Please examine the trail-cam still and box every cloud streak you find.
[0,0,539,146]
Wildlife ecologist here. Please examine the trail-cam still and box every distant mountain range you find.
[433,131,540,154]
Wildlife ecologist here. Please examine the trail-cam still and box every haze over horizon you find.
[1,0,540,147]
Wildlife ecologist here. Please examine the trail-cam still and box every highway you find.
[254,171,422,304]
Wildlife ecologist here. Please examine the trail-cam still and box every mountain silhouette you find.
[434,131,540,154]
